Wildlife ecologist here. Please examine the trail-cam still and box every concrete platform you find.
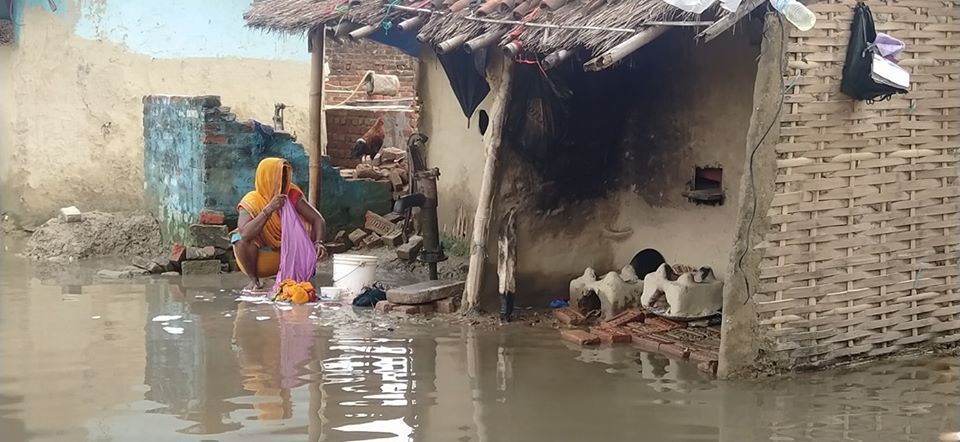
[386,280,464,305]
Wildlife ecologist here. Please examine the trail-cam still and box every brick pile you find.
[332,210,424,262]
[554,306,721,375]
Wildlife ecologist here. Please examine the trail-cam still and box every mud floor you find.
[0,242,959,442]
[22,211,163,261]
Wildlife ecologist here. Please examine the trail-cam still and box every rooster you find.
[351,116,385,159]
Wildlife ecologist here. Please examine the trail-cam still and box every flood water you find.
[1,245,959,442]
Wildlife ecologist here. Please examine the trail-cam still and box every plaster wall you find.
[0,0,311,224]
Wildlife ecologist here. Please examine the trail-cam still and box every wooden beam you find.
[462,57,513,312]
[308,29,325,206]
[582,26,668,71]
[697,0,767,43]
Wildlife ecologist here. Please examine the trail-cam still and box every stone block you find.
[396,236,423,261]
[382,230,404,247]
[590,327,632,344]
[375,300,394,313]
[348,229,369,246]
[186,246,217,260]
[97,266,149,279]
[199,209,226,225]
[560,329,600,346]
[364,210,398,236]
[181,259,222,275]
[190,224,230,248]
[553,307,586,326]
[147,262,166,274]
[387,280,465,305]
[59,206,82,223]
[436,297,459,314]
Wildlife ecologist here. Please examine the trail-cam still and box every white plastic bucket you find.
[332,254,378,296]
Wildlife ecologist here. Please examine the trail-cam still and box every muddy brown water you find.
[1,245,959,442]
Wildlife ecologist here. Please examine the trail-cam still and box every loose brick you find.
[392,303,435,315]
[553,307,586,326]
[59,206,82,223]
[590,327,632,344]
[396,236,423,260]
[169,243,187,265]
[375,300,394,313]
[625,317,685,336]
[186,246,217,260]
[634,333,674,353]
[436,297,459,314]
[360,232,381,248]
[659,343,691,359]
[203,134,228,144]
[384,212,404,224]
[560,329,600,346]
[348,229,369,246]
[198,209,225,225]
[382,229,404,247]
[601,309,645,328]
[697,361,718,375]
[364,210,398,235]
[689,350,720,363]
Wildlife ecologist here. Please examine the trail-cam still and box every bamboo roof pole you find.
[308,29,326,206]
[462,57,513,312]
[464,29,509,53]
[397,15,428,32]
[582,26,668,71]
[348,24,380,40]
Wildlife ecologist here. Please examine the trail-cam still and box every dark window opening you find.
[684,166,724,206]
[478,110,489,135]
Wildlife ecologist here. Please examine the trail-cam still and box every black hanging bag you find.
[840,2,908,101]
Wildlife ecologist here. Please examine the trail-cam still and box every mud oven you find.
[569,249,724,321]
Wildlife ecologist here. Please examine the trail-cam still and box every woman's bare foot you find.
[243,279,263,292]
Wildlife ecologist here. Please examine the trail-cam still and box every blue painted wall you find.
[143,95,209,244]
[145,95,392,245]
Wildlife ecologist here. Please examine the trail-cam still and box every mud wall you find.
[0,0,312,224]
[421,29,761,307]
[418,50,491,238]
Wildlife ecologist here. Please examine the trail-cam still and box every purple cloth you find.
[272,201,317,291]
[875,33,905,61]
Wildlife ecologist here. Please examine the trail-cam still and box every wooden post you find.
[462,57,513,312]
[308,28,325,206]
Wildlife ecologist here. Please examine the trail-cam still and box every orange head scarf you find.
[238,158,306,249]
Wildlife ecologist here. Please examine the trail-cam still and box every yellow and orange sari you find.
[233,158,310,277]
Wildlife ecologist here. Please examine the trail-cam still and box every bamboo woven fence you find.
[755,0,960,366]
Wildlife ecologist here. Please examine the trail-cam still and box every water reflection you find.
[0,249,958,441]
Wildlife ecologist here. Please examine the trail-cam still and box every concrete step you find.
[386,280,464,305]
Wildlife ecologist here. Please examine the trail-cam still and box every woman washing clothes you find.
[232,158,327,292]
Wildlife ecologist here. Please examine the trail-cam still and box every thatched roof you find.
[245,0,752,58]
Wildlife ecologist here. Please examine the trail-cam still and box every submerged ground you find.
[0,239,958,442]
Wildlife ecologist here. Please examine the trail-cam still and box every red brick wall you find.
[324,39,418,168]
[325,39,418,103]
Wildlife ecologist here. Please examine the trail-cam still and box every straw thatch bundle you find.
[245,0,722,57]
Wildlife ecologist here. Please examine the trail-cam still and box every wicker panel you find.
[756,0,960,366]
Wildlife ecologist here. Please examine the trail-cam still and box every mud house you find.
[245,0,959,377]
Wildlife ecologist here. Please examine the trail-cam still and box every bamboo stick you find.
[348,24,380,40]
[463,58,513,312]
[542,48,573,69]
[397,15,427,32]
[465,29,509,53]
[582,26,668,71]
[390,5,712,30]
[308,29,326,206]
[436,34,469,54]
